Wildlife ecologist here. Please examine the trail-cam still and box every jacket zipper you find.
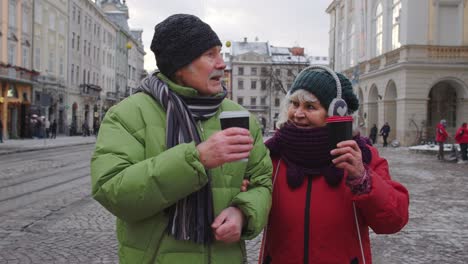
[303,177,313,264]
[197,120,212,264]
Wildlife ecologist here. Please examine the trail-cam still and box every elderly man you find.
[91,14,272,264]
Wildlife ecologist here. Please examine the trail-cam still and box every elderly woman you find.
[260,68,409,264]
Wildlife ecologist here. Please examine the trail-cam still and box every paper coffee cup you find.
[326,116,353,153]
[219,111,250,162]
[219,111,250,130]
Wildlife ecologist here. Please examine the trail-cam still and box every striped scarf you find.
[135,73,226,244]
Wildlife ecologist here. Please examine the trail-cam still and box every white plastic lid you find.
[219,111,250,119]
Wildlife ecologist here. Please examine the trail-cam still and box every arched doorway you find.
[384,80,397,142]
[367,85,379,138]
[427,80,460,140]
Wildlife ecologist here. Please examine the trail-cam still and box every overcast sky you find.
[125,0,332,71]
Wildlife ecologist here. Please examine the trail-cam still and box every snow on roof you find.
[270,46,290,55]
[271,55,309,64]
[231,41,269,56]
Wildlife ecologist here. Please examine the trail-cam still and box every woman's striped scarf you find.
[135,73,226,244]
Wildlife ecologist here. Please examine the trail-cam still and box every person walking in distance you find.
[380,122,391,147]
[50,120,57,139]
[45,118,51,138]
[436,119,449,160]
[90,14,272,264]
[0,118,3,143]
[454,122,468,164]
[369,124,378,145]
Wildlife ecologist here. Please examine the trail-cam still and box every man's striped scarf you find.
[135,74,226,244]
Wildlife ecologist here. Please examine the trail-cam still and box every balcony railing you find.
[344,45,468,78]
[0,64,39,83]
[244,105,269,111]
[106,91,118,101]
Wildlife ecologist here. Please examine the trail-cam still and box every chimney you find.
[243,37,247,43]
[290,47,304,56]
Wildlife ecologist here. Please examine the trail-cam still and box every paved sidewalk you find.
[0,136,96,155]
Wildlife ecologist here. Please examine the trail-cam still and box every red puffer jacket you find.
[455,125,468,144]
[436,124,448,143]
[260,146,409,264]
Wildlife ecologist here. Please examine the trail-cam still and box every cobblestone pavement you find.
[0,145,467,263]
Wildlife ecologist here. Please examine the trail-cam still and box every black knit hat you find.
[289,70,359,114]
[150,14,222,78]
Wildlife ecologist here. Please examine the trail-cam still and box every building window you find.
[251,80,257,89]
[9,0,16,28]
[275,69,281,76]
[22,8,28,33]
[275,98,280,107]
[71,64,75,83]
[373,2,383,56]
[49,12,55,30]
[237,97,244,105]
[250,97,256,106]
[8,43,16,64]
[22,47,28,67]
[59,57,64,76]
[238,67,244,75]
[261,80,267,90]
[251,67,257,76]
[347,23,355,66]
[77,36,80,51]
[72,33,75,49]
[261,67,267,75]
[392,0,401,49]
[48,51,55,72]
[287,69,293,76]
[34,46,40,69]
[261,97,266,105]
[8,84,18,98]
[76,66,79,83]
[238,80,244,89]
[34,0,42,24]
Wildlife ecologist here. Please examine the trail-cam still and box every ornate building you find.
[0,0,36,139]
[327,0,468,146]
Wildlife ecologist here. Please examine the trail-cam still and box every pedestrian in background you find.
[259,67,409,264]
[93,120,100,136]
[82,121,90,137]
[369,123,378,145]
[45,118,50,138]
[455,122,468,164]
[380,122,391,147]
[0,118,3,143]
[436,119,448,160]
[50,120,57,139]
[91,14,272,264]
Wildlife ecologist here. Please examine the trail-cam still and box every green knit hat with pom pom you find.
[289,70,359,114]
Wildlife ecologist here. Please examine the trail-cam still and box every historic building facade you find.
[32,0,68,134]
[1,0,144,139]
[327,0,468,146]
[0,0,35,139]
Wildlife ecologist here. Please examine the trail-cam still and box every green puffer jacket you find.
[91,78,272,264]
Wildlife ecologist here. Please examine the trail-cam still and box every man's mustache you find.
[209,70,224,79]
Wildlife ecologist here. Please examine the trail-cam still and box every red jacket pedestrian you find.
[436,121,448,143]
[259,67,409,264]
[454,123,468,144]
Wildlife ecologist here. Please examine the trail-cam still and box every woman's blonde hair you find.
[276,90,320,129]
